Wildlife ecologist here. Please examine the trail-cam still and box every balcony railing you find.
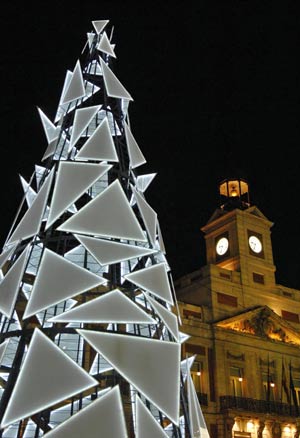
[220,395,300,417]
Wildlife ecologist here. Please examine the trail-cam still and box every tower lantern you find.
[218,177,250,211]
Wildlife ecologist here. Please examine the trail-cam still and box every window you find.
[281,310,299,323]
[230,366,243,397]
[183,308,202,320]
[217,292,237,307]
[185,344,206,356]
[294,378,300,405]
[190,360,203,393]
[253,272,264,284]
[262,372,276,401]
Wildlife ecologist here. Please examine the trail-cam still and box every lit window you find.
[230,366,243,397]
[190,360,203,393]
[262,372,276,401]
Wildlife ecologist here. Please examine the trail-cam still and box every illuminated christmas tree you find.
[0,20,209,437]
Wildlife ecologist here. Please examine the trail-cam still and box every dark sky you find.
[0,2,299,288]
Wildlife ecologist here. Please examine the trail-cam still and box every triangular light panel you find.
[124,122,146,168]
[0,242,17,270]
[42,135,59,162]
[7,168,54,245]
[69,105,101,149]
[45,385,128,438]
[48,289,156,324]
[35,165,47,188]
[97,31,116,58]
[0,328,97,429]
[57,180,146,242]
[100,58,133,100]
[61,60,85,105]
[135,395,168,438]
[46,162,111,229]
[0,339,10,366]
[187,372,210,438]
[181,355,196,383]
[137,173,156,192]
[145,294,179,341]
[133,188,157,246]
[78,330,180,425]
[92,20,109,35]
[0,245,29,318]
[54,70,73,123]
[23,248,106,319]
[75,117,118,162]
[19,175,37,208]
[157,221,166,254]
[87,32,95,50]
[37,108,58,143]
[124,263,174,305]
[130,173,156,206]
[74,235,156,266]
[90,354,113,375]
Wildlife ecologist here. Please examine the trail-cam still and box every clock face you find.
[248,235,262,253]
[216,237,229,256]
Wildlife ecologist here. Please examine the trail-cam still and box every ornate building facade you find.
[175,178,300,438]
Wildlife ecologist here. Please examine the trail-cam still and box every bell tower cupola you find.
[218,177,250,212]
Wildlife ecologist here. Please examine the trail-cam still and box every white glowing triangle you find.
[35,165,46,188]
[23,248,106,319]
[0,339,10,366]
[87,33,95,49]
[61,60,85,105]
[179,331,191,344]
[19,175,36,208]
[90,354,113,375]
[0,242,17,269]
[7,168,54,245]
[55,70,73,123]
[133,188,157,246]
[0,245,29,318]
[145,294,179,341]
[100,58,133,100]
[46,162,111,229]
[124,263,174,305]
[37,108,58,143]
[187,372,210,438]
[181,356,196,382]
[124,122,146,168]
[19,177,50,222]
[74,235,156,266]
[136,396,168,438]
[137,173,156,192]
[57,179,146,242]
[78,330,180,425]
[48,289,156,324]
[69,105,101,149]
[92,20,109,34]
[98,31,116,58]
[0,328,97,429]
[42,135,59,161]
[45,385,127,438]
[157,221,166,254]
[75,117,118,162]
[131,174,156,206]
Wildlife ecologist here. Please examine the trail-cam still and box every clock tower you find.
[175,177,300,438]
[202,177,276,290]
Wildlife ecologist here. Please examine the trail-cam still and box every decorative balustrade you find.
[220,395,299,417]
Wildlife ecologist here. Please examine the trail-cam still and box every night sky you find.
[0,2,299,288]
